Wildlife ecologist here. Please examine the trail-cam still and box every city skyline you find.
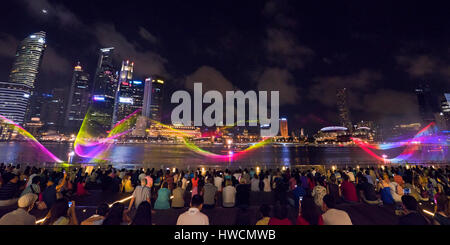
[0,1,450,135]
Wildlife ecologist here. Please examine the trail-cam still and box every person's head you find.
[401,195,418,212]
[259,204,271,218]
[322,194,336,212]
[131,201,152,225]
[273,204,288,220]
[18,193,38,212]
[140,177,147,186]
[300,196,321,225]
[31,175,41,185]
[342,173,349,182]
[43,198,69,225]
[191,195,203,210]
[103,203,125,225]
[96,203,109,217]
[435,193,450,216]
[162,182,168,189]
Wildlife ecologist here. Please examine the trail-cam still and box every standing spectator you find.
[297,196,324,225]
[214,172,224,192]
[291,178,306,210]
[256,204,271,225]
[222,180,236,208]
[154,182,171,210]
[322,195,353,225]
[176,195,209,225]
[0,193,37,225]
[398,195,428,225]
[81,203,109,225]
[263,175,271,192]
[251,175,260,192]
[131,201,152,225]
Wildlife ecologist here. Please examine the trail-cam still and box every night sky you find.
[1,0,450,135]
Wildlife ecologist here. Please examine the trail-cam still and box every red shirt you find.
[340,180,358,202]
[268,218,292,225]
[191,177,199,188]
[296,215,324,225]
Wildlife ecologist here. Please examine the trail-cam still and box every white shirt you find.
[322,208,353,225]
[263,178,271,192]
[251,178,260,192]
[214,176,223,191]
[222,186,236,207]
[176,208,209,225]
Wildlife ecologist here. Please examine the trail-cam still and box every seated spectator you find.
[236,178,250,208]
[312,177,327,208]
[128,178,151,212]
[21,176,41,197]
[103,202,130,225]
[131,201,152,225]
[202,178,218,209]
[214,172,224,192]
[268,204,292,225]
[0,193,38,225]
[389,176,403,203]
[121,175,134,193]
[172,182,185,208]
[340,174,358,202]
[297,196,324,225]
[222,180,236,208]
[256,204,271,225]
[393,171,404,187]
[398,195,428,225]
[322,194,353,225]
[432,193,450,225]
[357,176,382,205]
[251,175,260,192]
[42,198,78,225]
[42,172,67,209]
[327,174,341,204]
[176,195,209,225]
[76,177,89,196]
[154,182,171,210]
[0,173,20,206]
[379,176,395,205]
[81,203,109,225]
[364,170,374,185]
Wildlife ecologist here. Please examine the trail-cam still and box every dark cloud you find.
[20,0,82,27]
[40,47,72,75]
[396,55,437,77]
[257,67,299,106]
[0,33,18,58]
[185,66,235,94]
[93,23,168,78]
[138,27,158,44]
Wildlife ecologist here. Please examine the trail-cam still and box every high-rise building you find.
[415,83,439,125]
[27,92,53,122]
[132,78,152,137]
[112,60,136,125]
[279,118,288,138]
[89,47,118,134]
[438,93,450,130]
[150,76,165,122]
[41,88,67,131]
[64,63,90,133]
[337,88,352,132]
[0,32,46,124]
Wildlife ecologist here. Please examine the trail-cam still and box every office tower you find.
[415,83,439,125]
[337,88,352,132]
[64,63,90,133]
[150,76,165,122]
[41,88,67,131]
[132,78,152,137]
[112,60,136,125]
[279,118,288,138]
[27,92,53,121]
[438,93,450,130]
[89,47,118,134]
[0,32,46,124]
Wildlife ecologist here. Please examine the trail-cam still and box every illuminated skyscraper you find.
[132,78,152,137]
[415,83,438,125]
[150,76,165,122]
[279,118,288,138]
[41,88,67,131]
[112,60,135,125]
[89,47,118,134]
[0,31,46,124]
[64,63,90,132]
[337,88,352,132]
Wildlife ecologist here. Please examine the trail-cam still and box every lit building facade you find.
[41,88,67,132]
[65,63,90,133]
[337,88,352,132]
[89,47,118,134]
[314,126,350,143]
[279,118,288,138]
[150,76,165,122]
[112,60,135,126]
[0,32,46,124]
[415,83,438,125]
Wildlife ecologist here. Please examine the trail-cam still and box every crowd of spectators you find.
[0,162,448,225]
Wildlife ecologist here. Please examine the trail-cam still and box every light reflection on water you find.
[0,142,447,169]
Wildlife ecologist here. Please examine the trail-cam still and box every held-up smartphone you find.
[299,196,303,201]
[68,201,73,208]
